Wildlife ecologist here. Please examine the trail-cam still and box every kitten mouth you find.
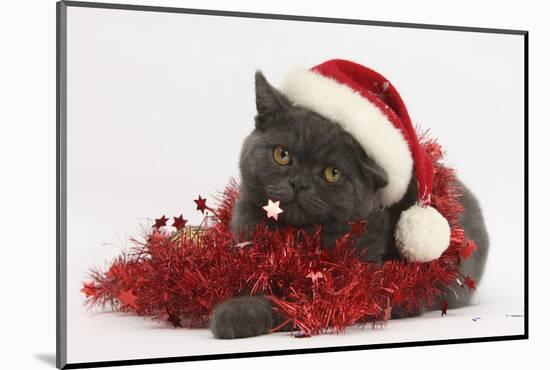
[278,193,330,226]
[280,204,311,227]
[263,186,329,222]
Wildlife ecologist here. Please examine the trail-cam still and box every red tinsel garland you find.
[82,135,475,336]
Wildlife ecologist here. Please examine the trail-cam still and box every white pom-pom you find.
[395,205,451,263]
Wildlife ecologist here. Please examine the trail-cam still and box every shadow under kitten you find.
[210,71,489,339]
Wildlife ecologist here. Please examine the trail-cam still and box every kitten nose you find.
[289,176,311,191]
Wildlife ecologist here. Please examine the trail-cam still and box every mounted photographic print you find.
[56,1,528,368]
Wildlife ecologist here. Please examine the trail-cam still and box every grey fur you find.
[437,179,490,309]
[210,71,489,338]
[211,296,273,339]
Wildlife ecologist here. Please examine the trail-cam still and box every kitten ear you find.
[255,71,290,116]
[359,155,389,190]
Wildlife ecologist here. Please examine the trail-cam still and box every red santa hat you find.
[279,59,450,262]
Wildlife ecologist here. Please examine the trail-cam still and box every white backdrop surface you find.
[3,0,548,369]
[63,4,525,364]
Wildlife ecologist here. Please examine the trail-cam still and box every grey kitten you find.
[210,72,489,339]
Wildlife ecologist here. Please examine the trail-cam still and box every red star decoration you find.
[441,301,449,316]
[349,220,367,237]
[153,215,168,229]
[167,313,182,328]
[81,282,97,298]
[172,215,188,231]
[462,276,476,290]
[393,289,405,305]
[119,289,139,310]
[460,240,478,259]
[194,196,208,214]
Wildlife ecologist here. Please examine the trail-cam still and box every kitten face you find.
[237,72,388,228]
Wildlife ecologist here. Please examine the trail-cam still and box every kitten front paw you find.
[210,296,273,339]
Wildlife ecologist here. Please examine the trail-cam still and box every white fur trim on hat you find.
[394,205,451,262]
[279,68,413,206]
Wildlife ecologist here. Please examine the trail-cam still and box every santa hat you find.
[279,59,450,262]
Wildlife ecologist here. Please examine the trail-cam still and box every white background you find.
[64,3,525,364]
[0,0,547,369]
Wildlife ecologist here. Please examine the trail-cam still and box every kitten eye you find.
[273,145,291,165]
[324,166,341,183]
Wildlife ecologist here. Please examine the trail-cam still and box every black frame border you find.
[56,1,529,369]
[57,1,67,369]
